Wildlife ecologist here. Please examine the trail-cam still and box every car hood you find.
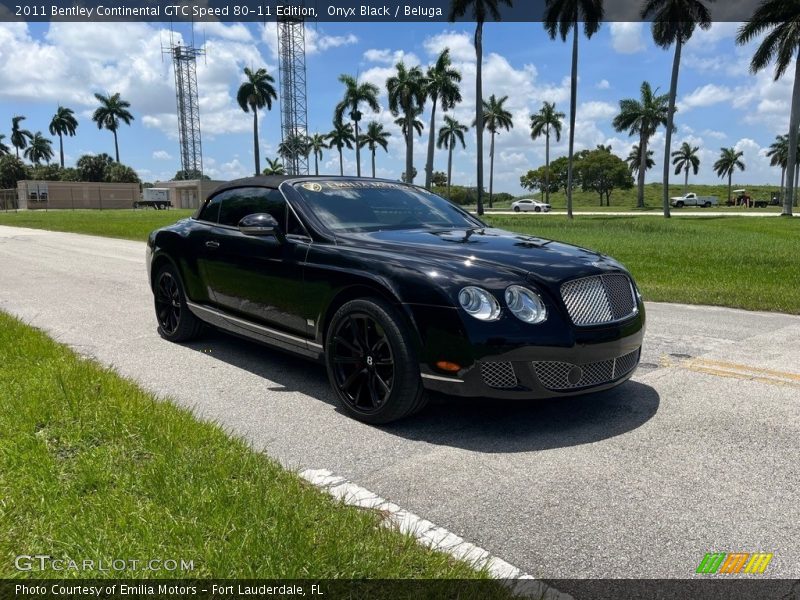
[337,227,627,286]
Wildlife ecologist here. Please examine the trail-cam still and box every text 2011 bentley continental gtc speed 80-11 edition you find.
[147,177,645,423]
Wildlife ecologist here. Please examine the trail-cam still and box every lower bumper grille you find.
[533,349,640,392]
[480,361,518,389]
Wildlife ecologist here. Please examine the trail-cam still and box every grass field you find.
[484,215,800,314]
[0,310,498,581]
[0,209,797,314]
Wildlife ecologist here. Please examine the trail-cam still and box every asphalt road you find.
[487,210,795,217]
[1,225,798,579]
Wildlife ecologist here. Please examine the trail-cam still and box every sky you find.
[0,19,794,193]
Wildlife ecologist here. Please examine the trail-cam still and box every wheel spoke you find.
[341,367,366,392]
[333,335,360,356]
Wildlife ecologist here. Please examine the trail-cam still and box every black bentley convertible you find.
[147,176,645,424]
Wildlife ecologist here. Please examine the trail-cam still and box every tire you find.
[153,263,204,342]
[513,206,521,212]
[676,201,684,208]
[534,206,541,212]
[325,298,426,424]
[703,201,711,208]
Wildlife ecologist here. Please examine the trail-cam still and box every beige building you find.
[17,181,140,210]
[152,179,226,209]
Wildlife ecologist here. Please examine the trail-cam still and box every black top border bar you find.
[0,0,764,23]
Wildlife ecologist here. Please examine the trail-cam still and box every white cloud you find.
[609,23,646,55]
[423,30,476,62]
[579,101,617,121]
[678,84,734,112]
[596,79,610,90]
[201,22,253,43]
[152,150,172,160]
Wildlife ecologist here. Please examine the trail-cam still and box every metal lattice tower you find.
[170,43,204,178]
[277,17,309,175]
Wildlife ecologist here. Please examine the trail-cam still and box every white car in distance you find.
[511,199,551,213]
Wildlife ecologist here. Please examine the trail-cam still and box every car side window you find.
[218,187,286,229]
[285,205,308,237]
[197,194,222,223]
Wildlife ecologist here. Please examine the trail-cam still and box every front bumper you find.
[420,329,644,399]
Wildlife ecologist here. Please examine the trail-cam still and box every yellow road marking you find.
[662,355,800,389]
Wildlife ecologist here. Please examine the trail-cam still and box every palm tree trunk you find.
[488,130,495,208]
[566,19,579,220]
[779,166,785,202]
[113,129,120,163]
[794,159,799,207]
[544,126,550,204]
[662,37,681,219]
[371,148,376,178]
[405,110,414,183]
[637,130,646,208]
[474,21,484,216]
[425,96,439,189]
[728,172,732,205]
[783,54,800,216]
[314,153,319,176]
[59,133,65,168]
[354,119,361,177]
[338,148,344,176]
[252,108,260,175]
[684,166,689,194]
[447,143,453,200]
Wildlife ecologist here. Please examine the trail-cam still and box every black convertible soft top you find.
[209,175,408,196]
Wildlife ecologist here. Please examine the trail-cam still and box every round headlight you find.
[505,285,547,324]
[458,286,501,321]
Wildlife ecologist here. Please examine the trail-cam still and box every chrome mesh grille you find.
[533,349,640,392]
[560,273,637,326]
[480,361,518,389]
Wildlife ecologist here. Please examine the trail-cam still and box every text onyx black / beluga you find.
[147,177,645,424]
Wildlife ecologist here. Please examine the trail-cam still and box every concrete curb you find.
[299,468,573,600]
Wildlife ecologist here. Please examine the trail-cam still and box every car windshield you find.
[292,180,481,233]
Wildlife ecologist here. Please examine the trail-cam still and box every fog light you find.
[435,360,461,373]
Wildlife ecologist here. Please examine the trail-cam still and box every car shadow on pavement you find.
[183,329,660,453]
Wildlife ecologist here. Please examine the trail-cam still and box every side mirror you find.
[238,213,282,237]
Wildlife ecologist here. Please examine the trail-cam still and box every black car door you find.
[201,186,310,338]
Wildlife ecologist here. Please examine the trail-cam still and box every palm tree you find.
[626,144,655,177]
[0,134,9,156]
[262,157,285,176]
[394,107,425,139]
[334,74,380,177]
[671,142,701,194]
[10,116,33,159]
[387,62,426,185]
[529,101,565,204]
[613,81,670,208]
[308,133,328,176]
[478,94,513,207]
[423,49,462,189]
[359,121,391,178]
[737,3,800,216]
[766,134,789,202]
[327,121,355,176]
[713,147,745,203]
[544,0,604,219]
[449,0,513,215]
[643,0,713,218]
[91,92,134,163]
[437,116,469,200]
[49,106,78,168]
[23,132,54,165]
[236,67,278,176]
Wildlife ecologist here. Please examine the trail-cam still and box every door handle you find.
[205,240,220,249]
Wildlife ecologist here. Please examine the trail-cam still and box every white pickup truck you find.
[670,193,718,208]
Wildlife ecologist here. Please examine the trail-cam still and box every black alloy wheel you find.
[331,312,394,412]
[325,298,426,424]
[153,263,203,342]
[514,206,521,212]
